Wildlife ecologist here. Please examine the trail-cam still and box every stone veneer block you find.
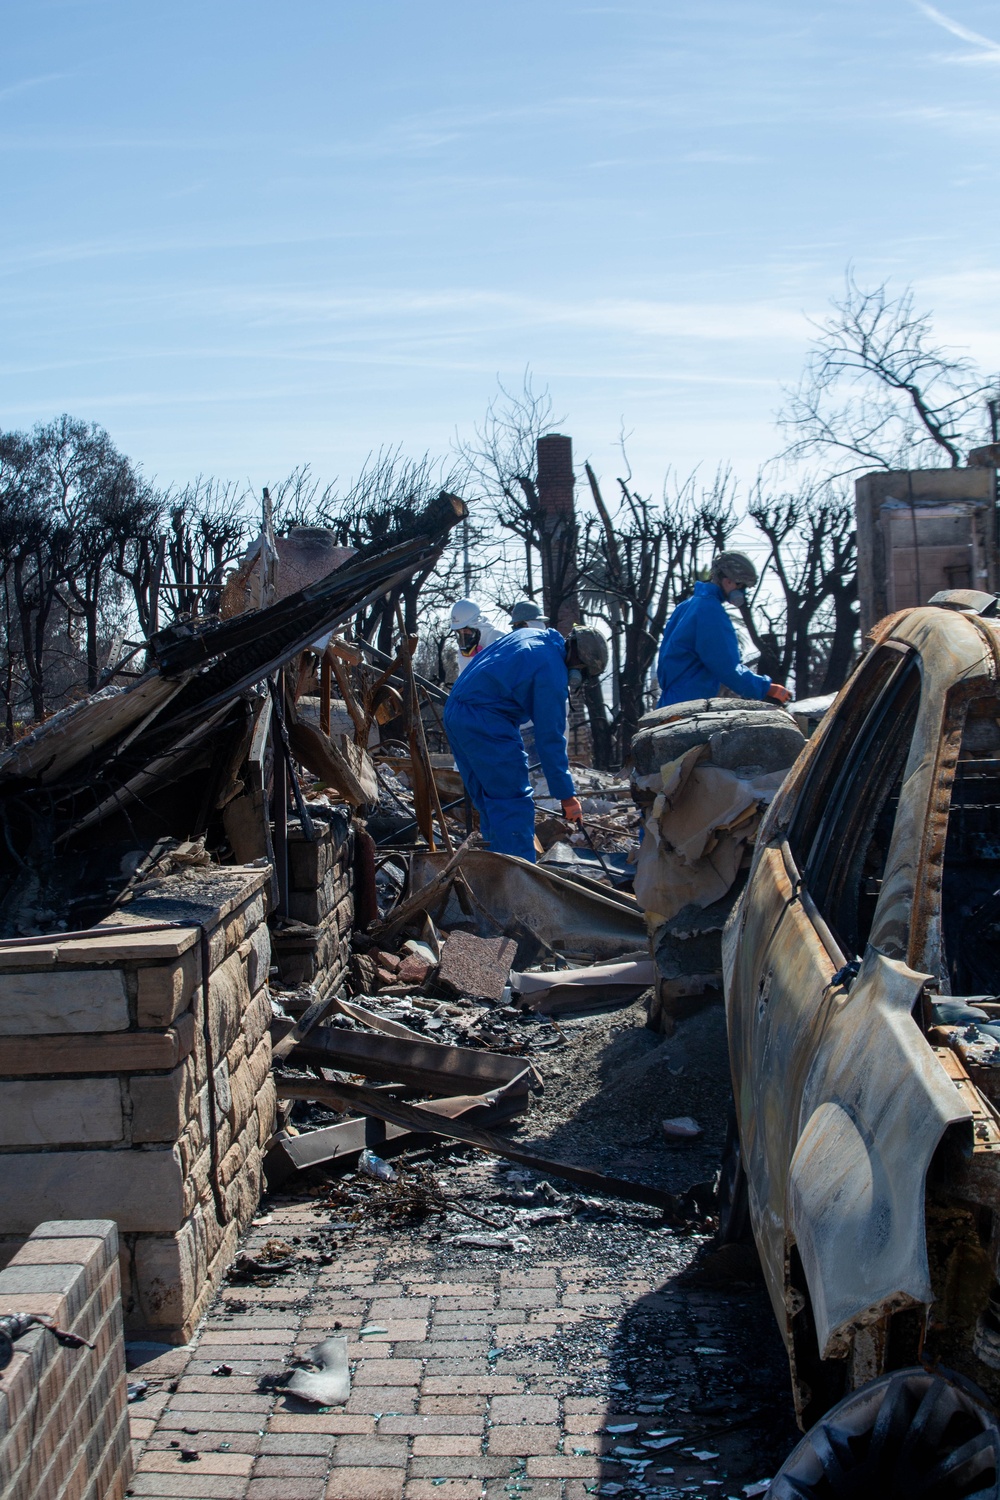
[0,1011,195,1076]
[135,946,201,1027]
[0,1078,123,1147]
[133,1218,201,1329]
[128,1058,200,1144]
[245,923,271,994]
[0,970,129,1034]
[52,928,197,963]
[1,1148,185,1233]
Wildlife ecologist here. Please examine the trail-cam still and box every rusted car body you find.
[724,595,1000,1427]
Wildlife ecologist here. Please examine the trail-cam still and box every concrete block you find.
[117,1239,136,1323]
[224,1145,263,1228]
[287,883,334,926]
[289,829,334,889]
[213,891,267,965]
[256,1074,277,1145]
[136,947,201,1027]
[246,1031,272,1094]
[0,1148,185,1234]
[245,923,271,994]
[0,1078,123,1147]
[242,987,272,1054]
[226,1057,256,1135]
[224,1028,247,1078]
[129,1058,199,1144]
[0,1011,195,1076]
[27,1218,118,1252]
[0,970,129,1035]
[175,1100,208,1179]
[53,927,197,963]
[134,1219,201,1328]
[207,950,251,1056]
[0,946,61,968]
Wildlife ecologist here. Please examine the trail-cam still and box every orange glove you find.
[561,796,583,825]
[766,683,791,704]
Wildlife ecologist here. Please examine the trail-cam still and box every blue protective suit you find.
[444,627,575,862]
[656,581,772,708]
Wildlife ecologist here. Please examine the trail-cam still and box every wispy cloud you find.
[0,71,68,104]
[913,2,1000,62]
[216,286,811,345]
[0,227,383,276]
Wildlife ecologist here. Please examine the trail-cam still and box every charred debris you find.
[0,486,696,1234]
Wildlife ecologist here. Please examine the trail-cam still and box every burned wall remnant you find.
[0,867,274,1342]
[855,467,999,635]
[270,812,355,990]
[0,870,274,1350]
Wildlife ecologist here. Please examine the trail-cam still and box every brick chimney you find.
[536,434,581,635]
[536,434,589,760]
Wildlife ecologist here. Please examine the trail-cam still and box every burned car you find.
[723,593,1000,1436]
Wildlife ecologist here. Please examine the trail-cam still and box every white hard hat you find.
[450,598,484,630]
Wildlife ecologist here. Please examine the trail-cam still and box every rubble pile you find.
[264,840,669,1208]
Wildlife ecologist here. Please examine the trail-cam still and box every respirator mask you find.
[568,667,584,688]
[455,627,481,656]
[726,588,747,608]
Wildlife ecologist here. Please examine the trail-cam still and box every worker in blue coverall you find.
[656,551,791,709]
[444,625,608,862]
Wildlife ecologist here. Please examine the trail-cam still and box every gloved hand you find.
[561,796,583,825]
[766,683,791,704]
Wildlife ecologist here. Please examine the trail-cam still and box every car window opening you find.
[941,696,1000,1002]
[787,642,911,865]
[801,659,922,960]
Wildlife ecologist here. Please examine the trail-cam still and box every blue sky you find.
[1,0,999,497]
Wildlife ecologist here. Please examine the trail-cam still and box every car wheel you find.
[715,1102,751,1245]
[769,1366,1000,1498]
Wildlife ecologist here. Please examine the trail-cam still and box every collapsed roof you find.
[0,490,466,935]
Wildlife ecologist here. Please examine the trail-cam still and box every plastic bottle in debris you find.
[358,1150,397,1183]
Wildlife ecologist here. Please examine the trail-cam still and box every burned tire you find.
[770,1367,1000,1498]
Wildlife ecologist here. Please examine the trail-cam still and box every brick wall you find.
[0,866,276,1343]
[0,1219,132,1500]
[271,815,355,993]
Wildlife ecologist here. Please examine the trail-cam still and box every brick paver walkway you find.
[126,1163,788,1500]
